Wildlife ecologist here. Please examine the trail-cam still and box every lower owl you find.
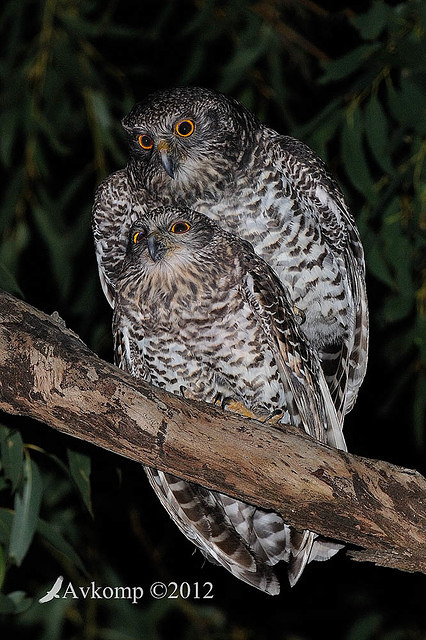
[112,205,346,594]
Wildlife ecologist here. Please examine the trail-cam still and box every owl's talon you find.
[264,408,285,424]
[292,305,306,325]
[221,396,231,411]
[213,392,223,406]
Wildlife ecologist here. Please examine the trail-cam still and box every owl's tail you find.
[144,467,281,595]
[288,529,344,587]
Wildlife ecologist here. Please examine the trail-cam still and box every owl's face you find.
[122,87,259,199]
[124,206,217,271]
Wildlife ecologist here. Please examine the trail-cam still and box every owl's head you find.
[122,87,259,199]
[124,205,219,269]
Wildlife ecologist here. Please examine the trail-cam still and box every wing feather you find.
[240,247,346,451]
[272,134,368,417]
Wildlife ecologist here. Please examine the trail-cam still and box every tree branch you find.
[0,290,425,574]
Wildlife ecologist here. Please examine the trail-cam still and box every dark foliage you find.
[0,0,425,637]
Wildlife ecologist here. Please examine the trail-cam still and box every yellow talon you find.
[225,400,260,420]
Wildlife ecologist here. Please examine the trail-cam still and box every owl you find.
[93,86,368,421]
[112,205,346,594]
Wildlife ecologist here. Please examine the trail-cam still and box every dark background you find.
[0,0,425,638]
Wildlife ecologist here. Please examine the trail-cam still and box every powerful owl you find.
[112,205,346,593]
[93,86,368,420]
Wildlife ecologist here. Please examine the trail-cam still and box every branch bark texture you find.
[0,290,425,574]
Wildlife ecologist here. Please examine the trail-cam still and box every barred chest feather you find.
[115,258,297,426]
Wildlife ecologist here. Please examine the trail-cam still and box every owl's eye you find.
[170,221,191,234]
[138,134,154,150]
[133,229,147,244]
[175,119,195,138]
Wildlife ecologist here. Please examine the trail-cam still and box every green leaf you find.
[351,1,391,40]
[36,518,87,575]
[383,293,413,323]
[413,369,426,448]
[320,43,381,83]
[0,592,16,614]
[0,508,13,545]
[387,80,426,134]
[67,448,93,517]
[347,612,383,640]
[5,590,32,614]
[378,206,415,323]
[341,109,374,196]
[9,455,43,566]
[0,506,86,575]
[365,95,393,173]
[219,24,274,92]
[0,544,5,589]
[363,235,395,290]
[0,426,24,491]
[0,262,24,297]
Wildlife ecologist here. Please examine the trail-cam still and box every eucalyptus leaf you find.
[220,24,274,92]
[341,109,374,196]
[5,589,32,614]
[9,456,43,566]
[320,43,381,83]
[0,508,13,545]
[365,95,393,173]
[351,1,391,40]
[0,426,24,491]
[383,212,414,299]
[347,612,383,640]
[36,518,87,575]
[387,80,426,133]
[362,234,395,290]
[0,262,24,297]
[0,592,16,614]
[383,293,413,323]
[67,448,93,517]
[413,370,426,448]
[0,544,5,589]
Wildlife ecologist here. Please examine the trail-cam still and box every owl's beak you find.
[157,141,175,179]
[147,233,167,262]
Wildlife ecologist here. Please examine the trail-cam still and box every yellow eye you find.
[138,134,153,150]
[175,119,195,138]
[133,230,147,244]
[170,220,191,234]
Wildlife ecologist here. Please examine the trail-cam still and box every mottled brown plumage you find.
[93,86,368,420]
[112,205,346,593]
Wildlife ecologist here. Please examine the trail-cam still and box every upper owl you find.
[92,86,368,418]
[121,86,259,200]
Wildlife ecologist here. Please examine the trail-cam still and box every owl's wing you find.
[240,245,346,452]
[92,169,151,307]
[238,247,346,583]
[271,134,369,418]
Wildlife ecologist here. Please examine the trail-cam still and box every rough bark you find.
[0,289,425,574]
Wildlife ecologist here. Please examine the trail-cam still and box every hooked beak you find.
[157,141,175,179]
[147,233,167,262]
